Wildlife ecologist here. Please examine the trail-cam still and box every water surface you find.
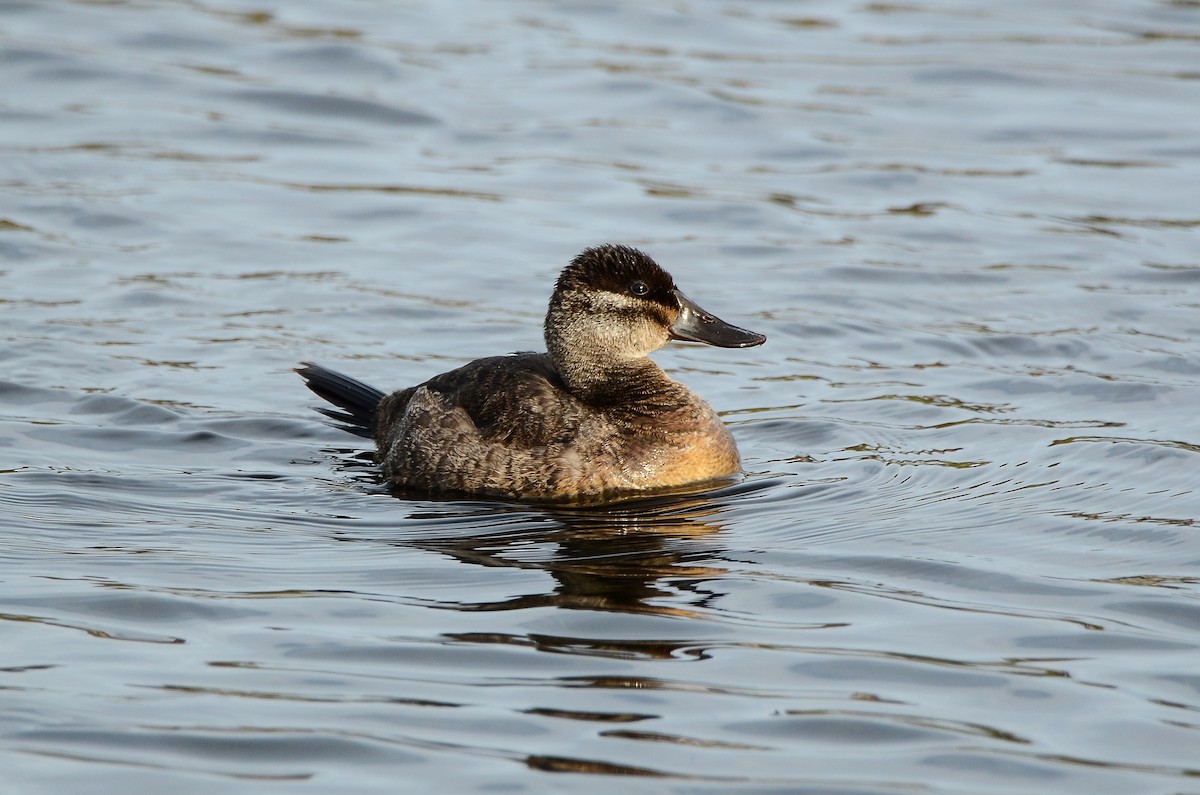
[2,1,1199,793]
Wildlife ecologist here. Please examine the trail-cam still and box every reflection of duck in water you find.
[298,244,765,503]
[408,495,733,620]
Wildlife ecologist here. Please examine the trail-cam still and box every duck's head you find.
[545,245,765,388]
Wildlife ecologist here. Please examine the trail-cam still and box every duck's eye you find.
[630,281,649,297]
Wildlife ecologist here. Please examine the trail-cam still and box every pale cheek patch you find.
[587,294,671,356]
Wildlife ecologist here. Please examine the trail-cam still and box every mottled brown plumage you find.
[298,244,765,503]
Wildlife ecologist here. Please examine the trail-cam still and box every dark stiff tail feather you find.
[296,361,385,439]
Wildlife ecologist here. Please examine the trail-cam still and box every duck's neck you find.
[551,348,686,410]
[544,295,688,410]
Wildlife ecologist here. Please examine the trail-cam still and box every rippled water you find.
[3,1,1200,792]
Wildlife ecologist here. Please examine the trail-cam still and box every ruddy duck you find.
[298,244,765,503]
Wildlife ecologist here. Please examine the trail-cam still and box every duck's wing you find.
[419,352,580,447]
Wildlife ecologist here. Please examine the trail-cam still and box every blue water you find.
[2,1,1199,792]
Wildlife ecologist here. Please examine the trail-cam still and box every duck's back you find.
[375,353,589,497]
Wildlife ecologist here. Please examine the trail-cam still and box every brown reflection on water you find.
[525,754,671,777]
[445,631,715,662]
[412,495,731,619]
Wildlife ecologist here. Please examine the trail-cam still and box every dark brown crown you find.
[554,244,677,308]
